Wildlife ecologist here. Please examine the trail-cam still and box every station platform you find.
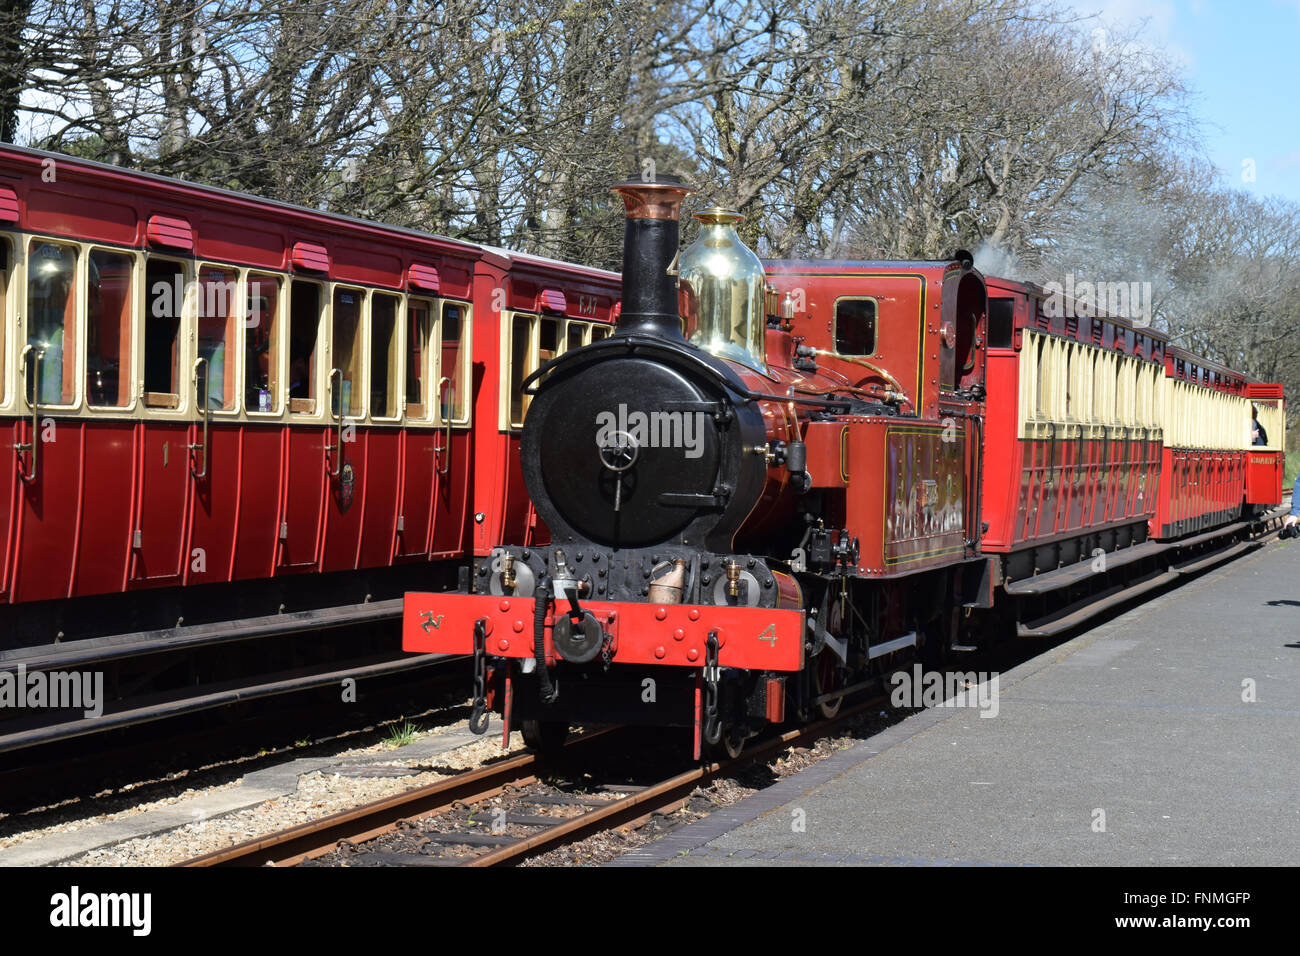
[613,536,1300,867]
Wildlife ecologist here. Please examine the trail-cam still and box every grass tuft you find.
[384,720,421,748]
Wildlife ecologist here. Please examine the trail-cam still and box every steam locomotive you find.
[403,175,1286,758]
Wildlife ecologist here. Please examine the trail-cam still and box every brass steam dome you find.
[678,207,768,374]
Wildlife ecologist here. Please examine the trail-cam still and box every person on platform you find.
[1285,474,1300,533]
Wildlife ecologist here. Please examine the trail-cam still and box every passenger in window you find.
[248,343,271,411]
[289,355,310,399]
[1251,405,1268,446]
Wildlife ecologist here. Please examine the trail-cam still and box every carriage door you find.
[0,237,15,598]
[279,280,328,569]
[431,301,473,555]
[130,256,192,584]
[319,285,366,571]
[396,297,436,560]
[12,239,84,600]
[358,291,403,568]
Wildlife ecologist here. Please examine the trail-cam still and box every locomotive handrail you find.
[17,344,43,482]
[434,376,452,476]
[188,356,210,480]
[518,334,857,411]
[326,367,343,479]
[810,348,908,398]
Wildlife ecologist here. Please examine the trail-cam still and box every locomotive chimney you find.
[610,174,694,341]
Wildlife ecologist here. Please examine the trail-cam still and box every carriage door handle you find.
[188,356,210,479]
[16,345,43,482]
[434,376,451,476]
[1046,421,1056,487]
[326,367,344,478]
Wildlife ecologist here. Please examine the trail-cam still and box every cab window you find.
[834,298,876,356]
[86,249,133,407]
[28,240,78,406]
[370,292,400,419]
[246,273,281,413]
[289,281,321,413]
[988,298,1014,349]
[144,257,186,406]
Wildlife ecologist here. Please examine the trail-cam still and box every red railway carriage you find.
[978,277,1284,601]
[0,144,619,651]
[470,247,619,555]
[405,173,1287,759]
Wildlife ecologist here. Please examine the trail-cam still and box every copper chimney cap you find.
[611,174,694,221]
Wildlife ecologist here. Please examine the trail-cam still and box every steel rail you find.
[179,694,886,869]
[0,652,448,754]
[464,695,888,867]
[179,729,619,867]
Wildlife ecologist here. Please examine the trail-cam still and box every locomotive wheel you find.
[703,727,748,761]
[815,598,848,719]
[520,719,569,755]
[815,651,844,720]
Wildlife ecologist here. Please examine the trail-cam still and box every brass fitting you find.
[725,560,741,599]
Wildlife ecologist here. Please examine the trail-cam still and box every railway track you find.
[0,661,471,821]
[179,697,889,868]
[174,513,1297,869]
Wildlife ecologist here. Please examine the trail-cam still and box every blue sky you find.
[1069,0,1300,202]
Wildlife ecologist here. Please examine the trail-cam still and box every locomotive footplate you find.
[402,592,806,672]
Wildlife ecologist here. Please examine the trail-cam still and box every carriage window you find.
[332,286,364,417]
[591,324,610,341]
[289,281,321,412]
[566,322,586,352]
[86,250,133,407]
[197,266,237,411]
[834,298,876,356]
[508,312,533,428]
[406,298,432,419]
[370,292,399,419]
[1040,339,1053,418]
[539,317,559,365]
[28,240,78,406]
[441,301,469,424]
[246,273,281,413]
[144,258,185,406]
[0,239,8,400]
